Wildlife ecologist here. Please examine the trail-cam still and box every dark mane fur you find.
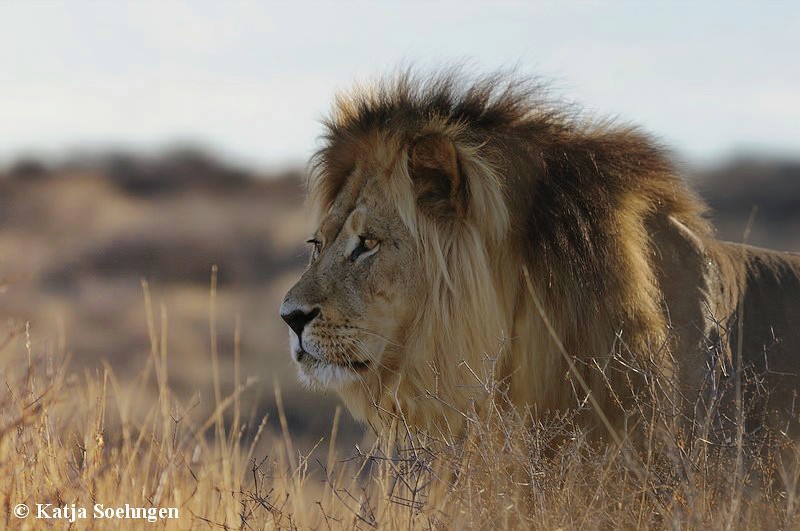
[310,68,712,302]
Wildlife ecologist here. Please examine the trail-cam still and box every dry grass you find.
[0,167,344,440]
[2,272,799,530]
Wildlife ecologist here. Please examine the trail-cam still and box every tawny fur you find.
[284,69,800,439]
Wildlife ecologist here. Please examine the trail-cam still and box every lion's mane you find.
[305,69,799,436]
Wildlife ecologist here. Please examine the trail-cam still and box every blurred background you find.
[1,1,798,447]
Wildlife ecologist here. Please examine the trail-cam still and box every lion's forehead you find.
[317,169,397,243]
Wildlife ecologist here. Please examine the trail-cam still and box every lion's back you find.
[707,241,800,433]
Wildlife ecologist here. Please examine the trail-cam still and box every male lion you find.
[280,71,800,440]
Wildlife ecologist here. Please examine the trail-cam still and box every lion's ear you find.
[409,134,465,218]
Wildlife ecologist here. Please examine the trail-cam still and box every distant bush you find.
[99,148,252,196]
[699,158,800,224]
[7,157,49,180]
[43,233,306,290]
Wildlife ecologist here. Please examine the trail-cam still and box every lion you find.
[280,70,800,440]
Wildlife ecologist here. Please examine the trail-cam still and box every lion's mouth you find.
[295,348,371,372]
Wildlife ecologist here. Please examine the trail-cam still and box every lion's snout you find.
[280,306,320,340]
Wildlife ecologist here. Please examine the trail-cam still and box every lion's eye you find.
[306,238,322,260]
[351,235,380,261]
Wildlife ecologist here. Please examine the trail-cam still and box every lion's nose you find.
[281,307,321,338]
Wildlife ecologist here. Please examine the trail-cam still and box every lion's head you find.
[279,163,424,390]
[281,74,521,429]
[281,127,515,422]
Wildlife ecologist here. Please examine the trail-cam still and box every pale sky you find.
[1,1,798,170]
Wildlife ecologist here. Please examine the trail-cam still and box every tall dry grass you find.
[1,273,799,529]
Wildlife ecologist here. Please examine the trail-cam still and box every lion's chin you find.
[293,349,370,390]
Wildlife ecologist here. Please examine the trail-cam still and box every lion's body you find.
[281,71,800,438]
[669,237,800,435]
